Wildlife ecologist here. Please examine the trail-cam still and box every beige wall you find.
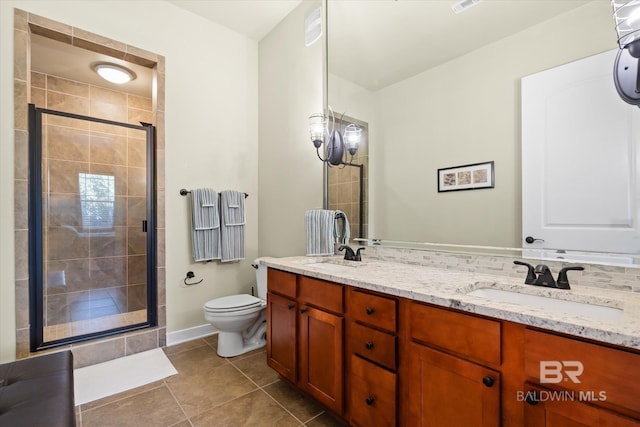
[258,1,324,258]
[0,0,258,361]
[331,1,616,248]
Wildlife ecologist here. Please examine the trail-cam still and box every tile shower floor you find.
[75,335,346,427]
[45,310,147,342]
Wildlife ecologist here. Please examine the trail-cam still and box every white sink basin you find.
[467,288,623,321]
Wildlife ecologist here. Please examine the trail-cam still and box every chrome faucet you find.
[338,245,365,261]
[513,261,584,289]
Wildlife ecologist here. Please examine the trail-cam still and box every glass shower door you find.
[29,104,156,349]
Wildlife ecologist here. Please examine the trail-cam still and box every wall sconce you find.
[612,0,640,105]
[308,110,361,166]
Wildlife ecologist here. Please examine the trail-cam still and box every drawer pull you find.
[365,341,374,350]
[482,376,495,388]
[365,395,375,406]
[287,303,295,310]
[300,307,308,314]
[525,394,539,406]
[366,307,375,315]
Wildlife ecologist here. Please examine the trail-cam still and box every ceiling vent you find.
[451,0,482,14]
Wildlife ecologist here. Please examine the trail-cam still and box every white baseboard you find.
[166,324,217,347]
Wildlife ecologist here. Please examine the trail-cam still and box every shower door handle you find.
[142,220,148,233]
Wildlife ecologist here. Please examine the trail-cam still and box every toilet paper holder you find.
[184,271,203,286]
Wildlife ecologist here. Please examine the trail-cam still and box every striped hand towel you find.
[220,190,245,262]
[191,188,221,262]
[305,209,338,256]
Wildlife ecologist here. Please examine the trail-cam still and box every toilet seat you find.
[204,294,265,314]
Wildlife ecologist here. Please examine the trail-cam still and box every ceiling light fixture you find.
[93,63,136,84]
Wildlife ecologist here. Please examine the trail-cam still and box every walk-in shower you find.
[28,104,157,351]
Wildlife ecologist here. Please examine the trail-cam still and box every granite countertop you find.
[261,256,640,350]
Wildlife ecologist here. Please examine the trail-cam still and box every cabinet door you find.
[266,292,297,383]
[408,342,500,427]
[350,355,396,427]
[524,385,640,427]
[299,305,344,415]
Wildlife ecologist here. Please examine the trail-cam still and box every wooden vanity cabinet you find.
[298,275,345,414]
[266,269,297,383]
[523,328,640,423]
[347,288,398,427]
[266,291,297,382]
[267,267,640,426]
[408,302,501,427]
[266,269,345,416]
[523,384,640,427]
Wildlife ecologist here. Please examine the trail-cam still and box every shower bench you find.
[0,350,75,426]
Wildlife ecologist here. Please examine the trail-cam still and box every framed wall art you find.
[437,161,494,192]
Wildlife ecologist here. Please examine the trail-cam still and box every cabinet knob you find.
[482,376,495,387]
[300,307,307,314]
[525,394,539,406]
[365,396,375,406]
[287,303,295,310]
[365,341,374,350]
[366,307,375,315]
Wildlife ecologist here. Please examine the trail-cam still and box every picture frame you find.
[437,161,494,192]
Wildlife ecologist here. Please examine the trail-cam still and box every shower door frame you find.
[28,104,157,351]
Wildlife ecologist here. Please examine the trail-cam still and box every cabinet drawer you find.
[410,303,501,366]
[524,329,640,416]
[267,268,296,298]
[350,355,396,427]
[350,321,396,371]
[350,289,397,333]
[298,276,343,314]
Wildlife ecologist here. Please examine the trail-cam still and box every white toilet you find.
[203,260,268,357]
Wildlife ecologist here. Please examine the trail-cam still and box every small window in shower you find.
[79,173,115,231]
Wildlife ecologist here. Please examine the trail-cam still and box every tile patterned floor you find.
[75,336,347,426]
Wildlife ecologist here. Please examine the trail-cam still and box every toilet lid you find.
[204,294,264,312]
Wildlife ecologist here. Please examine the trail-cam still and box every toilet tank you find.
[254,259,268,299]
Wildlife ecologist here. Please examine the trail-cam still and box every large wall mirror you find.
[326,0,640,265]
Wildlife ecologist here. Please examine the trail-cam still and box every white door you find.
[522,49,640,254]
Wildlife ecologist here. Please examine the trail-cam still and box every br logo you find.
[540,361,584,384]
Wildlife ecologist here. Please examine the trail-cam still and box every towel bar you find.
[180,188,248,198]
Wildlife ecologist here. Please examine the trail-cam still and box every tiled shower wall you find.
[31,72,152,327]
[328,124,368,239]
[14,9,166,365]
